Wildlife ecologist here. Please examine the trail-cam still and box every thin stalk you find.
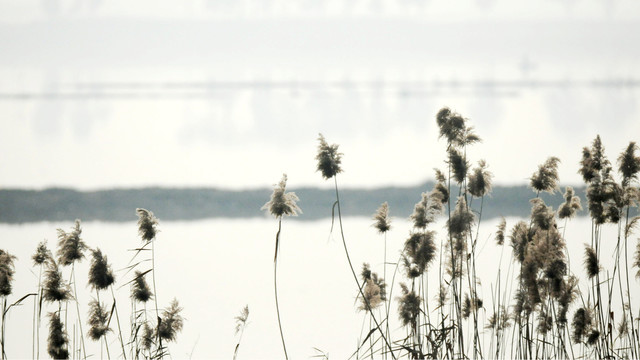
[273,218,289,360]
[110,286,127,359]
[71,263,87,359]
[623,206,638,358]
[150,239,161,358]
[1,297,6,360]
[333,176,396,360]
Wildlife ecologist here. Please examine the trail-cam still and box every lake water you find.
[0,214,636,359]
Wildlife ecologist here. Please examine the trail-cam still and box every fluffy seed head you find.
[0,250,17,296]
[410,192,443,229]
[56,220,87,266]
[87,300,111,341]
[32,240,51,266]
[359,279,383,312]
[141,322,154,351]
[88,248,115,291]
[136,208,159,242]
[157,298,184,342]
[530,157,561,194]
[530,198,556,231]
[48,312,69,359]
[558,186,583,219]
[262,174,301,218]
[618,141,640,186]
[448,196,474,238]
[584,245,600,279]
[468,160,493,198]
[234,305,249,335]
[495,217,506,246]
[372,202,391,233]
[131,270,153,303]
[315,134,343,180]
[448,148,469,184]
[43,259,71,303]
[397,283,421,329]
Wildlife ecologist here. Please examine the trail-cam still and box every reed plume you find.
[433,169,449,204]
[403,232,437,276]
[448,196,474,238]
[584,245,600,279]
[530,198,556,231]
[233,305,250,360]
[136,208,159,242]
[32,241,51,266]
[571,307,593,344]
[88,248,115,291]
[316,133,343,179]
[47,312,69,359]
[397,283,421,329]
[530,156,560,194]
[617,141,640,186]
[436,107,480,147]
[0,250,16,297]
[448,148,469,184]
[558,186,583,219]
[468,159,493,198]
[56,220,87,266]
[131,270,153,303]
[410,192,444,229]
[87,299,110,341]
[261,174,301,219]
[42,259,71,303]
[359,279,383,312]
[495,217,506,246]
[141,322,154,352]
[157,299,184,343]
[372,202,391,233]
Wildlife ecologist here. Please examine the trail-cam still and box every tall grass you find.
[0,107,638,359]
[298,109,640,359]
[0,210,184,360]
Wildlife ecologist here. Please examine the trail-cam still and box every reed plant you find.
[262,174,301,360]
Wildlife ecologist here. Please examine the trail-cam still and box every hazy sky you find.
[1,0,639,190]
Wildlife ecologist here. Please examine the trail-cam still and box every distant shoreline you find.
[0,183,617,224]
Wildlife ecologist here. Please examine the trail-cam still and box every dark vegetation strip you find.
[3,184,630,224]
